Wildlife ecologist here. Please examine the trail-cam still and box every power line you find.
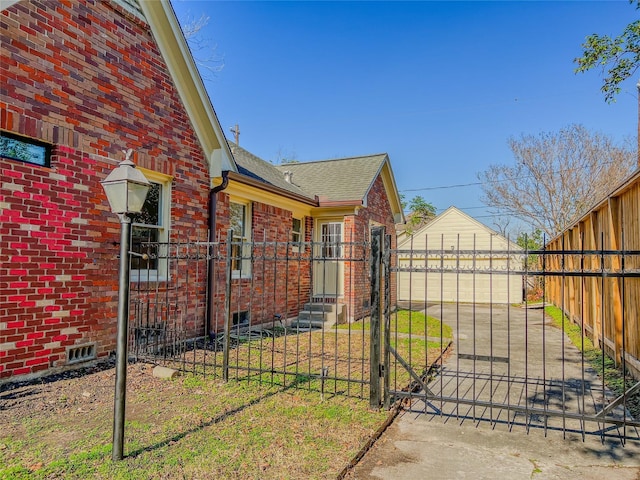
[402,181,482,192]
[399,157,632,193]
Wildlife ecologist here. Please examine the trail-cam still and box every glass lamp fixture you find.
[101,159,151,214]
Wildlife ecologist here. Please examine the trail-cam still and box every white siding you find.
[397,207,524,304]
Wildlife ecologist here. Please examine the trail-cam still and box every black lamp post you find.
[101,152,151,461]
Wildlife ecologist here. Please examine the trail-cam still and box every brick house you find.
[0,0,403,382]
[0,0,235,381]
[208,144,403,330]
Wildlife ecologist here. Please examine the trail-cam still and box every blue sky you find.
[171,1,637,233]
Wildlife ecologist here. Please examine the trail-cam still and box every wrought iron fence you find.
[387,235,640,441]
[128,235,379,400]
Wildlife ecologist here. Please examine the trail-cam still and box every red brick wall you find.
[343,174,398,321]
[1,0,210,380]
[207,193,312,332]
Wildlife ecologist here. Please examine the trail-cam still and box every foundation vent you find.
[66,343,97,365]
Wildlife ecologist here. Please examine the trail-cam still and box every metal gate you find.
[126,227,639,441]
[376,227,640,442]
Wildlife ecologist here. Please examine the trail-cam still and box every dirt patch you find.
[344,422,417,479]
[0,359,390,479]
[0,360,177,424]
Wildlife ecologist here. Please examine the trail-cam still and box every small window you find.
[131,182,162,271]
[321,222,342,258]
[230,201,251,277]
[292,217,304,251]
[0,131,51,167]
[130,171,172,282]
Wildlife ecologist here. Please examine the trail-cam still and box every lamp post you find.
[101,152,151,461]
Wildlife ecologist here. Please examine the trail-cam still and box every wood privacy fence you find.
[546,169,640,379]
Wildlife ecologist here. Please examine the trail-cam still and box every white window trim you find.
[130,169,172,283]
[291,216,304,253]
[229,198,252,279]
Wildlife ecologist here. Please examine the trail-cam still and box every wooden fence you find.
[546,169,640,380]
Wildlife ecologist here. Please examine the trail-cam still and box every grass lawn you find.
[545,305,640,418]
[1,310,453,479]
[336,309,453,339]
[0,365,388,480]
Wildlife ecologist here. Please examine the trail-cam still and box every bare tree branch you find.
[478,124,637,237]
[179,11,224,80]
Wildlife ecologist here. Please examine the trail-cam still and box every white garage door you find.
[397,258,523,304]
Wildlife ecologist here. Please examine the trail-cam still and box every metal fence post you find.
[383,233,391,409]
[222,229,233,381]
[369,226,384,409]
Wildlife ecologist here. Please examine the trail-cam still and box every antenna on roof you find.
[230,124,240,145]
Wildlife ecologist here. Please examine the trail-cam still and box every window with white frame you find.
[230,200,251,277]
[130,171,171,281]
[291,217,304,252]
[321,222,342,258]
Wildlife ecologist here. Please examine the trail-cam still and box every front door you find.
[314,221,343,297]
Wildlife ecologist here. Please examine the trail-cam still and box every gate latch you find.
[379,364,385,377]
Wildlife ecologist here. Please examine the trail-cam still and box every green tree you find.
[404,195,437,235]
[574,1,640,102]
[516,228,543,252]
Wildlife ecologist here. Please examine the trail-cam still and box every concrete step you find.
[303,303,337,313]
[290,302,346,329]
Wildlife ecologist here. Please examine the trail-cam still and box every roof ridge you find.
[275,153,388,167]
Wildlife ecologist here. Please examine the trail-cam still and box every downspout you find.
[207,171,229,337]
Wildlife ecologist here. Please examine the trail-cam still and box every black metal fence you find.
[128,234,378,400]
[387,236,640,442]
[127,231,640,441]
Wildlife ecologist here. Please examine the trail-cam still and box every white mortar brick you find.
[2,182,24,192]
[49,172,67,181]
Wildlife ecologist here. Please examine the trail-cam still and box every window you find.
[292,217,304,252]
[230,200,251,277]
[321,222,342,258]
[0,131,51,167]
[130,171,171,281]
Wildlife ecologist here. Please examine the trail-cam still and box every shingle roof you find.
[229,144,313,199]
[229,145,388,204]
[274,154,388,203]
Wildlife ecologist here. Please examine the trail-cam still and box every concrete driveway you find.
[348,303,640,479]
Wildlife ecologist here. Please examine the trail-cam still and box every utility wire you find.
[400,157,631,193]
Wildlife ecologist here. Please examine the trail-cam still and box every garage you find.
[397,206,524,304]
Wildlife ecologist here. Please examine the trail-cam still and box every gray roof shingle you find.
[274,154,388,203]
[229,144,314,199]
[229,143,388,204]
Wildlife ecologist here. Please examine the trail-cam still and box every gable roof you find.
[229,143,314,200]
[273,154,388,204]
[398,206,521,250]
[225,145,404,222]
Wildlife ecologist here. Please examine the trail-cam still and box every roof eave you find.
[317,199,363,207]
[226,171,318,206]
